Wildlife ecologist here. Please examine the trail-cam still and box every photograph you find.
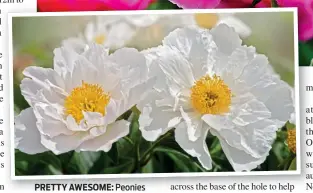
[10,8,298,178]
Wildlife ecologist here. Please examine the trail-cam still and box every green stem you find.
[138,131,171,166]
[123,137,134,146]
[136,137,141,172]
[251,0,261,7]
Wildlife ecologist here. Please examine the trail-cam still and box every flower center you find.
[287,129,296,154]
[190,75,231,115]
[94,34,106,44]
[194,13,219,29]
[64,82,110,123]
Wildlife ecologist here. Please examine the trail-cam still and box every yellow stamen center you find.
[194,13,219,29]
[287,129,296,154]
[64,82,110,123]
[94,34,106,44]
[190,75,231,115]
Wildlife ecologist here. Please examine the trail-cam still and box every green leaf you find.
[154,147,205,172]
[147,0,181,9]
[251,0,261,7]
[58,151,74,167]
[141,159,154,173]
[108,143,119,164]
[44,165,63,175]
[271,0,279,7]
[88,153,112,174]
[102,159,134,174]
[299,42,313,66]
[13,82,29,110]
[288,158,297,170]
[67,152,101,174]
[15,161,29,175]
[15,151,62,171]
[211,156,233,172]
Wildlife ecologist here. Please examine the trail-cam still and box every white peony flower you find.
[175,13,252,38]
[62,15,162,52]
[289,87,296,125]
[139,24,294,172]
[15,44,155,155]
[128,13,251,50]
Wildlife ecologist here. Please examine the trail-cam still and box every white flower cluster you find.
[15,14,295,172]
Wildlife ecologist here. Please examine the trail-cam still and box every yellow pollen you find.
[287,129,296,154]
[64,82,110,123]
[190,75,231,115]
[194,13,219,29]
[94,34,106,44]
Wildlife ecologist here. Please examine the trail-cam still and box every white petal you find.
[216,46,255,80]
[82,44,122,97]
[179,107,202,142]
[156,46,195,88]
[15,108,48,154]
[217,16,252,38]
[289,112,296,125]
[53,46,81,78]
[251,80,294,126]
[23,66,65,89]
[40,131,90,155]
[78,120,130,151]
[210,23,242,55]
[141,46,167,90]
[139,105,164,142]
[104,22,136,49]
[138,96,181,141]
[206,116,277,159]
[202,98,271,130]
[83,112,105,127]
[61,37,87,54]
[109,47,148,88]
[33,103,73,137]
[163,27,214,79]
[210,129,269,172]
[175,122,212,170]
[126,15,160,27]
[126,77,156,111]
[69,56,99,89]
[21,66,66,105]
[66,115,85,131]
[81,43,110,68]
[232,98,272,126]
[84,22,96,42]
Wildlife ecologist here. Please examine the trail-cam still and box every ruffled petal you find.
[175,122,212,170]
[33,103,73,137]
[217,16,252,38]
[40,131,90,155]
[210,129,270,172]
[179,107,202,142]
[155,46,195,88]
[138,92,182,141]
[109,47,148,89]
[163,27,215,79]
[61,37,87,54]
[77,120,130,151]
[15,108,48,154]
[202,96,276,162]
[20,66,67,106]
[210,23,242,55]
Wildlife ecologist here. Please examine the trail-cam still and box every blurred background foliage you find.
[14,0,297,175]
